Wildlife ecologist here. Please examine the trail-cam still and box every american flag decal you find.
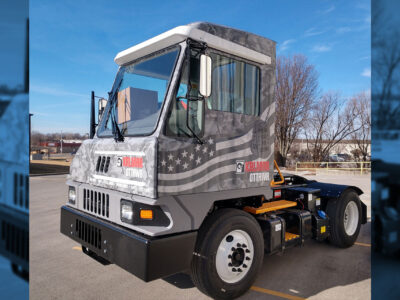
[157,103,275,195]
[159,137,216,174]
[157,130,264,194]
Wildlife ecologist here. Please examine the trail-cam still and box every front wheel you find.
[327,190,362,248]
[191,209,264,299]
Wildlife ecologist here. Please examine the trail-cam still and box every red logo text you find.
[122,156,143,169]
[245,161,269,172]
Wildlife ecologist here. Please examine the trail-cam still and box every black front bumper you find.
[60,206,197,282]
[0,204,29,275]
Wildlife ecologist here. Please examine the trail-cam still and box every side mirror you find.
[199,54,212,97]
[98,98,107,121]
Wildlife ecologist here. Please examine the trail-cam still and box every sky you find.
[0,0,28,89]
[30,0,371,134]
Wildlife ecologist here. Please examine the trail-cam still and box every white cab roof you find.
[114,25,271,66]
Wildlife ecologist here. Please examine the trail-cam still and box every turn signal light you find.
[140,209,153,220]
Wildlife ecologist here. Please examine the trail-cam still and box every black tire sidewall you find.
[195,209,264,299]
[330,190,362,247]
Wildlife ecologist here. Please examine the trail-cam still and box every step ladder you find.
[285,232,299,242]
[244,200,297,214]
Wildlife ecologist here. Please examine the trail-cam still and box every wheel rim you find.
[344,201,359,236]
[215,229,254,284]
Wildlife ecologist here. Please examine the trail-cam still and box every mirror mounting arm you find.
[186,38,207,52]
[90,91,97,139]
[183,41,206,144]
[186,98,204,145]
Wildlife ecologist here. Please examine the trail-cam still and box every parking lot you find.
[0,256,28,300]
[30,173,371,300]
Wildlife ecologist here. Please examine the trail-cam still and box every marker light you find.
[140,209,153,220]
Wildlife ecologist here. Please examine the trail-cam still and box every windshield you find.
[98,46,180,137]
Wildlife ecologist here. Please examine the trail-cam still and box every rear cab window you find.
[207,52,260,116]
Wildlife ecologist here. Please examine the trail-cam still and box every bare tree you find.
[0,85,24,95]
[372,1,400,129]
[31,131,88,146]
[349,92,371,161]
[275,55,318,166]
[305,92,360,162]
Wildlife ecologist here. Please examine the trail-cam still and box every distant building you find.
[38,140,83,154]
[289,139,371,161]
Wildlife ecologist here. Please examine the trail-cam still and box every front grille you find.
[96,156,110,173]
[75,219,102,249]
[1,220,29,261]
[13,172,29,209]
[83,189,109,218]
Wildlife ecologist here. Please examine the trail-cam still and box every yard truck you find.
[372,131,400,255]
[0,95,29,281]
[60,22,367,299]
[0,18,29,281]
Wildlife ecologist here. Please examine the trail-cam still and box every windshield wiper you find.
[109,79,124,142]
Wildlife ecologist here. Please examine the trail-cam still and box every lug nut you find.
[243,264,247,268]
[232,268,237,272]
[231,247,236,251]
[245,249,250,253]
[228,255,232,259]
[242,244,246,248]
[238,268,242,272]
[228,263,232,267]
[246,257,250,260]
[237,243,241,247]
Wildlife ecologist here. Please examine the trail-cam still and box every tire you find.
[11,263,29,281]
[326,189,362,248]
[372,216,382,253]
[191,208,264,299]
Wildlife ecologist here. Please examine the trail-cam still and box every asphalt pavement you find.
[0,256,29,300]
[30,174,371,300]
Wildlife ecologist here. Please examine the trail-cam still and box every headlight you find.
[119,199,170,226]
[121,200,134,222]
[68,186,76,204]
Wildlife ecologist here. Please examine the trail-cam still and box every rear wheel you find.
[11,263,28,281]
[191,209,263,299]
[372,216,382,252]
[327,190,362,248]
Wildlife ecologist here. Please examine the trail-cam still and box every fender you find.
[306,181,367,224]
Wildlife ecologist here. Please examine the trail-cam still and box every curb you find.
[30,173,69,177]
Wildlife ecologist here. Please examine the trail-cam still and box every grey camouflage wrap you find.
[0,94,29,213]
[158,23,276,197]
[69,137,157,198]
[69,22,276,201]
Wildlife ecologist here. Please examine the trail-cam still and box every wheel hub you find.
[231,246,245,267]
[343,201,359,236]
[215,230,254,283]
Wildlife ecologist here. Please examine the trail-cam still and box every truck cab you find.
[372,131,400,255]
[61,22,367,299]
[0,93,29,280]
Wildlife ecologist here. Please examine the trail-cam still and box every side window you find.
[166,52,204,137]
[207,53,260,116]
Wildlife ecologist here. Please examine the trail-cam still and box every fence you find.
[48,153,73,160]
[295,161,371,174]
